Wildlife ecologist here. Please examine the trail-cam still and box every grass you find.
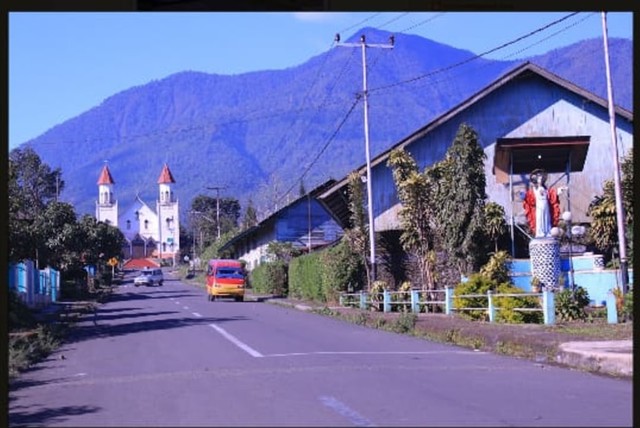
[8,284,112,381]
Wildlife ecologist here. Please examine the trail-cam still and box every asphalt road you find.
[9,272,632,427]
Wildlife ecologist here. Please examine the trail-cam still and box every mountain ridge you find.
[21,28,632,221]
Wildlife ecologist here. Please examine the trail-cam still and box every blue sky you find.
[8,11,633,150]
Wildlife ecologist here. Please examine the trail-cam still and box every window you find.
[126,220,131,230]
[144,219,149,230]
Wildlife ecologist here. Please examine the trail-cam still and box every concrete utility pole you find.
[335,32,394,284]
[601,12,629,294]
[206,186,226,239]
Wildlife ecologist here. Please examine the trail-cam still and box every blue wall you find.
[510,255,633,306]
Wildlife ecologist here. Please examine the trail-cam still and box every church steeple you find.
[158,163,176,204]
[95,162,118,226]
[97,164,115,205]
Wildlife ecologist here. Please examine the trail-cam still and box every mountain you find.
[20,28,632,222]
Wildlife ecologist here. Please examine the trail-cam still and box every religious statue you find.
[522,169,560,238]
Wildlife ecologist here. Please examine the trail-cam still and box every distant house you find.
[317,62,633,257]
[219,180,344,271]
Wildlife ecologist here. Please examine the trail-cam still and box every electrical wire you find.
[274,96,361,208]
[369,12,581,95]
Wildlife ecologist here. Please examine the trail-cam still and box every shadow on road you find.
[65,313,249,344]
[9,404,101,427]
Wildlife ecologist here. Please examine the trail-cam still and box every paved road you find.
[9,272,632,427]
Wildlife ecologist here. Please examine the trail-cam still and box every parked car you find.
[134,268,164,287]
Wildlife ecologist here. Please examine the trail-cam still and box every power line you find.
[395,12,447,33]
[275,96,361,208]
[338,13,382,34]
[368,12,581,95]
[391,12,596,94]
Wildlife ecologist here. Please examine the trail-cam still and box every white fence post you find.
[410,290,419,313]
[445,287,453,315]
[543,289,555,325]
[606,290,618,324]
[383,290,391,313]
[487,290,496,323]
[360,292,367,310]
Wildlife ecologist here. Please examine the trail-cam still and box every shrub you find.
[390,312,417,333]
[493,284,543,324]
[370,280,387,311]
[620,288,633,322]
[320,240,362,304]
[479,250,511,284]
[453,273,493,321]
[454,273,542,324]
[555,286,590,321]
[288,252,324,301]
[249,261,288,296]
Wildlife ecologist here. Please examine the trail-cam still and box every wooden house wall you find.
[372,73,633,231]
[275,198,343,247]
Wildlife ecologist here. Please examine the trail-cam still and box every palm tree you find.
[484,202,507,253]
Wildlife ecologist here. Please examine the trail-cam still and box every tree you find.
[242,198,258,230]
[33,201,78,269]
[587,150,633,262]
[343,171,371,291]
[190,194,241,246]
[387,148,438,292]
[484,202,508,253]
[8,147,64,265]
[432,123,488,276]
[75,215,126,269]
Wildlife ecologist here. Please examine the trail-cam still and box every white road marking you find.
[265,350,485,357]
[209,324,263,358]
[175,301,180,304]
[183,306,189,310]
[319,395,376,427]
[192,312,202,318]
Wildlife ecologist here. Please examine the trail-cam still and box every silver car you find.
[134,268,164,287]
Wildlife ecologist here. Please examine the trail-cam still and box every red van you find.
[206,259,245,302]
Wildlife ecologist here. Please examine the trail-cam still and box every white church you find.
[95,163,181,265]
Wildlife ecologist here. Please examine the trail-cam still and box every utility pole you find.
[206,186,226,239]
[335,32,394,284]
[601,12,629,294]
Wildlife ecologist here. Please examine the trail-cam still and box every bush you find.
[390,312,417,333]
[288,252,324,301]
[453,273,493,321]
[453,273,542,324]
[620,288,633,321]
[249,261,288,296]
[319,240,362,304]
[370,280,387,311]
[555,286,590,321]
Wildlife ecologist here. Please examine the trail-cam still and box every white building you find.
[95,163,180,264]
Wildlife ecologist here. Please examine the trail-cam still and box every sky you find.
[8,11,633,150]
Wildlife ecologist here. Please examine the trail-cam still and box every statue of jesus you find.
[523,169,560,238]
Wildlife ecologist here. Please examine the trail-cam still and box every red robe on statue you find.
[523,186,560,234]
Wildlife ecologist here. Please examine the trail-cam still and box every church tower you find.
[95,164,118,226]
[156,163,180,262]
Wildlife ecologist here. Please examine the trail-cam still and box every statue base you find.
[529,237,561,291]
